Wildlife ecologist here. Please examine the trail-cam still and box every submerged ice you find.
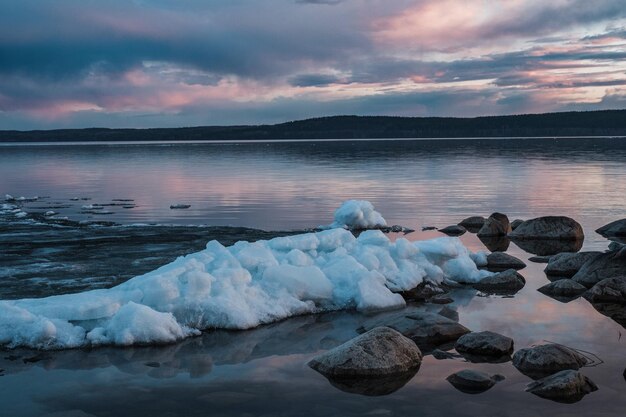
[0,228,491,350]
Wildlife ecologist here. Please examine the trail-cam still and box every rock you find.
[308,327,422,378]
[429,295,454,304]
[583,276,626,304]
[358,312,470,351]
[431,349,461,360]
[538,280,588,299]
[512,344,588,379]
[438,225,466,236]
[596,219,626,238]
[608,241,626,251]
[544,252,602,278]
[529,255,552,263]
[512,238,583,256]
[422,226,437,231]
[485,252,526,271]
[526,370,598,403]
[589,302,626,328]
[455,331,514,357]
[458,216,485,232]
[572,248,626,288]
[477,213,511,237]
[437,306,459,322]
[510,219,524,230]
[446,369,504,394]
[400,281,446,301]
[170,204,191,209]
[508,216,584,241]
[478,235,510,252]
[473,269,525,294]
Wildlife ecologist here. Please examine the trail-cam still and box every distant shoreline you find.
[2,109,626,142]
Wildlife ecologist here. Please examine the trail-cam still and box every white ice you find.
[326,200,387,229]
[0,228,490,350]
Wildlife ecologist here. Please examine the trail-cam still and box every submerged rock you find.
[455,331,514,357]
[438,225,466,236]
[509,216,584,240]
[526,370,598,403]
[458,216,485,232]
[583,277,626,304]
[538,280,587,299]
[513,344,588,379]
[596,219,626,238]
[484,252,526,271]
[572,248,626,288]
[477,213,511,237]
[446,369,504,394]
[473,269,525,294]
[307,327,422,377]
[544,252,601,278]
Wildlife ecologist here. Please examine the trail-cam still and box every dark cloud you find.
[288,73,343,87]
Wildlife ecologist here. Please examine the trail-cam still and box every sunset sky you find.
[1,0,626,129]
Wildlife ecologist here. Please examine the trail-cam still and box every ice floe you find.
[325,200,387,229]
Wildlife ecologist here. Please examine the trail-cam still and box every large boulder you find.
[526,370,598,403]
[455,331,514,357]
[477,213,511,237]
[485,252,526,271]
[473,269,525,294]
[544,252,602,278]
[513,344,588,379]
[583,276,626,304]
[572,247,626,288]
[596,219,626,238]
[509,216,584,240]
[446,369,504,394]
[358,311,470,351]
[307,327,422,378]
[537,280,587,299]
[458,216,485,232]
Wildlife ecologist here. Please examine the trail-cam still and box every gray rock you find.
[572,247,626,288]
[458,216,485,232]
[485,252,526,271]
[608,241,626,251]
[529,255,552,263]
[583,276,626,304]
[544,252,602,278]
[538,280,588,298]
[400,281,446,301]
[308,327,422,377]
[596,219,626,238]
[526,370,598,403]
[446,369,504,394]
[438,225,466,236]
[508,216,584,240]
[455,331,514,357]
[511,219,524,230]
[477,213,511,237]
[473,269,526,294]
[358,312,470,350]
[437,306,459,322]
[513,344,588,379]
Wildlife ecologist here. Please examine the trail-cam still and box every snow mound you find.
[0,229,490,349]
[329,200,387,229]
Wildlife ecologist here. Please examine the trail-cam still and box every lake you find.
[1,138,625,416]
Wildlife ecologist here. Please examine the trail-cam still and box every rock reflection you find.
[324,368,419,396]
[478,235,510,252]
[510,238,583,256]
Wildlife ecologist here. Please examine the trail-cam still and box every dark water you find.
[1,138,626,416]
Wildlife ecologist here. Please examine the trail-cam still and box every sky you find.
[0,0,625,130]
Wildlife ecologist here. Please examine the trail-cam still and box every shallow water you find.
[1,138,625,416]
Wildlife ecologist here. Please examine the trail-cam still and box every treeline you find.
[1,110,626,142]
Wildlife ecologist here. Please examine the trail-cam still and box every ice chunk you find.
[328,200,387,229]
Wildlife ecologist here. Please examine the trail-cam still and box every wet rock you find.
[583,276,626,304]
[455,331,514,357]
[437,306,459,322]
[526,370,598,403]
[447,370,504,394]
[510,219,524,230]
[544,252,602,278]
[431,349,461,360]
[308,327,422,378]
[438,225,466,236]
[511,238,583,256]
[478,235,510,252]
[529,255,552,263]
[538,280,587,299]
[596,219,626,238]
[400,281,446,301]
[421,226,437,231]
[358,312,470,351]
[473,269,525,294]
[608,241,626,251]
[458,216,485,232]
[170,204,191,209]
[572,247,626,288]
[513,344,588,379]
[485,252,526,271]
[429,295,453,304]
[477,213,511,237]
[509,216,584,240]
[589,302,626,328]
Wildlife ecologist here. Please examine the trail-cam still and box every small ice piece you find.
[327,200,387,229]
[15,211,27,218]
[170,204,191,209]
[81,204,104,210]
[70,197,80,201]
[5,194,15,201]
[44,211,57,217]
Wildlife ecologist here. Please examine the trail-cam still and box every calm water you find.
[1,138,626,416]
